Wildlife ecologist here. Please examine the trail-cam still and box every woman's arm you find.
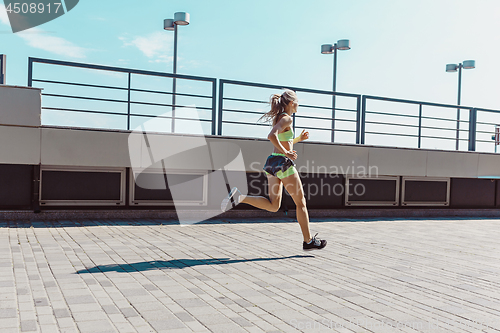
[293,129,309,144]
[267,116,297,160]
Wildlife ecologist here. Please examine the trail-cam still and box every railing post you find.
[331,91,336,143]
[127,72,131,131]
[211,79,217,135]
[355,95,361,144]
[360,95,366,144]
[217,79,224,135]
[28,57,33,87]
[0,54,6,84]
[418,104,422,148]
[468,108,477,151]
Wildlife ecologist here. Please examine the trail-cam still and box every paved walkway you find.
[1,217,500,333]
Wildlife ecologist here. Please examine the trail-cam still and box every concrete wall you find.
[0,125,497,178]
[0,85,41,127]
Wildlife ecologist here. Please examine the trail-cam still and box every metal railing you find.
[361,95,477,151]
[0,54,5,84]
[218,79,362,144]
[28,57,217,134]
[20,57,500,153]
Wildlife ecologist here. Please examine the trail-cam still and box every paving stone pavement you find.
[1,217,500,333]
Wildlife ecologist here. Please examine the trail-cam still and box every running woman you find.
[221,89,327,250]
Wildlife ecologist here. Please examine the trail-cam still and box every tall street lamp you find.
[446,60,475,150]
[164,12,190,133]
[321,39,350,142]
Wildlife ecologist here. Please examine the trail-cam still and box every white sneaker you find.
[221,187,240,212]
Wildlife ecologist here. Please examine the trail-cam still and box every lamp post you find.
[446,60,475,150]
[321,39,350,142]
[164,12,190,133]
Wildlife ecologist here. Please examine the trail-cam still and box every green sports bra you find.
[276,113,294,141]
[278,128,294,141]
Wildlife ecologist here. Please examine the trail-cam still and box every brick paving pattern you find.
[0,217,499,332]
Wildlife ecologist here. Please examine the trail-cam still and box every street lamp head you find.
[446,64,458,72]
[337,39,350,50]
[463,60,475,69]
[174,12,190,25]
[163,19,175,31]
[321,44,334,54]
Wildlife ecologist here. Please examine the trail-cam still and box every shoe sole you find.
[221,187,238,212]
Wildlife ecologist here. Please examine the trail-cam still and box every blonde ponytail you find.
[257,89,297,125]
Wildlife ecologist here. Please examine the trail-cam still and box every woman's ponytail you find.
[258,90,296,125]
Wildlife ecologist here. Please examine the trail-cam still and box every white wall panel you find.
[300,143,370,175]
[0,86,41,127]
[477,153,500,178]
[426,151,479,178]
[0,125,40,164]
[368,147,427,177]
[41,128,131,167]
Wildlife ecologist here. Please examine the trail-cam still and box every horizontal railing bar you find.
[222,97,268,104]
[364,94,474,110]
[476,107,500,114]
[130,100,212,110]
[295,126,355,133]
[366,131,469,141]
[42,107,212,122]
[221,108,357,123]
[30,57,216,83]
[42,107,127,117]
[131,87,212,99]
[129,113,212,122]
[420,115,469,123]
[222,97,356,113]
[33,79,128,91]
[221,120,355,133]
[365,110,420,119]
[220,79,361,98]
[364,120,420,129]
[365,120,469,132]
[43,93,126,103]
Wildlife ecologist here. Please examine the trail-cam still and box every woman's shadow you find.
[76,255,314,274]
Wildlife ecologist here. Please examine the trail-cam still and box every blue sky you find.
[2,0,500,151]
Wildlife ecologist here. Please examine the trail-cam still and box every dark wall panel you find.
[450,178,495,208]
[41,170,121,200]
[0,164,33,208]
[404,180,448,203]
[348,178,397,202]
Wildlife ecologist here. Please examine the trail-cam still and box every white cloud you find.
[120,31,174,63]
[18,28,87,58]
[0,4,9,25]
[1,4,86,58]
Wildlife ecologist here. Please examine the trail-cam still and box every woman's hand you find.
[285,150,298,160]
[299,130,309,142]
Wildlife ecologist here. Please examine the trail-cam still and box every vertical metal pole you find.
[0,54,5,84]
[127,72,131,131]
[468,108,476,151]
[172,24,178,133]
[217,79,224,135]
[456,64,462,150]
[331,44,337,143]
[355,96,361,144]
[418,104,422,148]
[211,79,217,135]
[360,96,366,144]
[28,57,33,87]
